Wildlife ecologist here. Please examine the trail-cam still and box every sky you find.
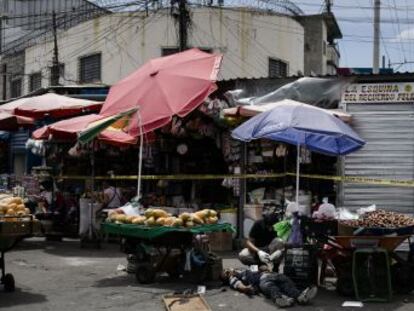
[293,0,414,71]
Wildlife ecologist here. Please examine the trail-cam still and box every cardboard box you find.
[208,231,233,252]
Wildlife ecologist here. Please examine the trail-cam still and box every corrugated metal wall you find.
[10,130,29,152]
[343,103,414,213]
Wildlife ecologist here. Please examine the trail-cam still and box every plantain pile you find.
[108,208,218,228]
[341,209,414,229]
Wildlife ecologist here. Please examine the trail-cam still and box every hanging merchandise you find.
[68,143,87,158]
[199,97,229,119]
[170,117,186,137]
[25,139,46,157]
[143,145,155,168]
[176,143,188,155]
[300,147,312,164]
[275,144,287,157]
[197,123,216,138]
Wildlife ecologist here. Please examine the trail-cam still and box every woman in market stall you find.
[102,180,123,210]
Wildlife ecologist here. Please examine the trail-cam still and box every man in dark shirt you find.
[221,267,317,308]
[239,213,284,267]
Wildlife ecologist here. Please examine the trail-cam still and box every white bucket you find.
[220,211,237,237]
[79,198,102,235]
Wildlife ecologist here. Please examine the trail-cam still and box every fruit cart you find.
[102,222,234,284]
[0,215,40,292]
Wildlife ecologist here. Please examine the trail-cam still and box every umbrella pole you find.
[89,141,95,240]
[296,142,300,208]
[137,109,143,199]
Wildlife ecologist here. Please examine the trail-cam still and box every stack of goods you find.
[0,195,31,220]
[341,210,414,228]
[108,208,218,228]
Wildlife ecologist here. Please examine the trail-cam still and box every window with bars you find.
[268,58,288,78]
[79,53,101,83]
[29,72,42,92]
[11,79,22,98]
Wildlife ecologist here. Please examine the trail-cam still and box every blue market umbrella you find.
[232,99,365,208]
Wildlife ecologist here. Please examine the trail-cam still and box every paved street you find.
[0,238,413,311]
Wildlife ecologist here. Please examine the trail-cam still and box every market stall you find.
[103,208,233,284]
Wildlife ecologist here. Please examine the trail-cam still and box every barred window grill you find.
[269,58,288,78]
[11,78,22,98]
[29,72,42,92]
[79,53,102,83]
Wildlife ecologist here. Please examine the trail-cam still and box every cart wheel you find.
[336,276,354,297]
[136,263,156,284]
[167,268,180,280]
[3,273,15,292]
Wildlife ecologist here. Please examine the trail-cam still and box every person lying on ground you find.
[239,213,285,268]
[220,266,317,308]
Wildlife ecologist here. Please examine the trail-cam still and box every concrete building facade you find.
[0,0,105,100]
[22,7,306,94]
[297,13,342,76]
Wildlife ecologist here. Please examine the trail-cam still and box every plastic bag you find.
[287,215,303,247]
[337,208,359,220]
[356,204,376,216]
[313,199,336,219]
[274,220,292,241]
[120,203,140,216]
[285,200,306,217]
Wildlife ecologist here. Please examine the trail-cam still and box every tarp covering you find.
[226,77,352,109]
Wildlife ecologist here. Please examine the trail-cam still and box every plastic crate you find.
[352,248,392,302]
[283,246,318,289]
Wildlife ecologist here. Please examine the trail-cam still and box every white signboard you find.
[342,82,414,103]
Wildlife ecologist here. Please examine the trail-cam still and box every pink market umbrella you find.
[1,93,102,119]
[32,113,137,147]
[99,48,222,137]
[89,48,222,198]
[0,112,34,130]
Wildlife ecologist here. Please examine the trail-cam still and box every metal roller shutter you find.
[342,103,414,213]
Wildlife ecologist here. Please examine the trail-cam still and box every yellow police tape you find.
[56,172,414,188]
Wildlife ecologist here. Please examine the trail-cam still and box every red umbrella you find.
[99,48,222,137]
[32,114,138,147]
[0,112,34,130]
[1,93,102,119]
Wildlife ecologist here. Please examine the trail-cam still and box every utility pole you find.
[325,0,332,13]
[373,0,380,74]
[51,11,60,86]
[178,0,188,51]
